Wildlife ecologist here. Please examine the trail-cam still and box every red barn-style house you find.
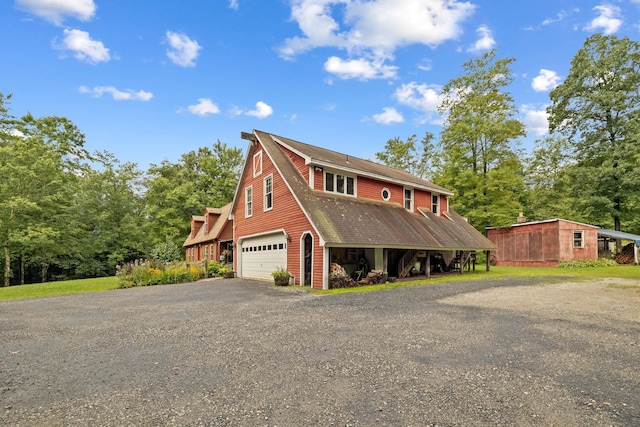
[227,130,496,289]
[487,218,599,267]
[183,203,234,264]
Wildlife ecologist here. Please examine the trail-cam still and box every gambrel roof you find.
[235,130,495,251]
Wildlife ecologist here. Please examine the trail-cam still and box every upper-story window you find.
[245,186,253,217]
[204,215,209,233]
[573,231,584,248]
[253,151,262,177]
[325,171,355,196]
[404,188,414,211]
[432,194,439,215]
[264,174,273,211]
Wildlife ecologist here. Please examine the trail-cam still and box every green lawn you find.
[1,265,639,300]
[313,265,640,294]
[0,276,120,301]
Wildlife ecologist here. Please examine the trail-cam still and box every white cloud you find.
[57,29,110,64]
[372,107,404,124]
[584,4,622,34]
[394,82,442,113]
[166,31,202,67]
[279,0,475,80]
[417,58,432,72]
[16,0,96,25]
[229,0,239,10]
[79,86,153,101]
[532,69,561,92]
[186,98,220,115]
[231,101,274,119]
[522,105,549,136]
[467,25,495,53]
[324,56,397,80]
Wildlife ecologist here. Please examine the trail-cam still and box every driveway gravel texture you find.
[1,276,639,426]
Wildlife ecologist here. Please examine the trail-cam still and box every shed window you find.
[573,231,584,248]
[432,194,439,215]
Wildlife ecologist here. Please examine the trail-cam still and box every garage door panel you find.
[241,233,287,279]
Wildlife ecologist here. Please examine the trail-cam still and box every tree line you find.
[0,93,243,286]
[376,34,640,237]
[2,34,638,286]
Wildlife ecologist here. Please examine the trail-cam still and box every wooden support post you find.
[426,250,431,278]
[486,250,491,272]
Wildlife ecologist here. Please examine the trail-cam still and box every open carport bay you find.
[1,277,639,426]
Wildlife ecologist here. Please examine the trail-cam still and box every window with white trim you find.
[404,188,414,211]
[432,194,439,215]
[264,174,273,211]
[253,151,262,177]
[381,187,391,201]
[245,186,253,217]
[573,231,584,248]
[324,171,355,196]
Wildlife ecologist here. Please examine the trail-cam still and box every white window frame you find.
[404,187,414,211]
[573,230,584,248]
[264,174,273,212]
[432,194,439,215]
[253,151,263,177]
[381,187,391,201]
[245,186,253,218]
[324,170,355,196]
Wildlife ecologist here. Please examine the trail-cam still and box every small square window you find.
[573,231,584,248]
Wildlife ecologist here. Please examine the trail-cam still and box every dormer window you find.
[432,194,439,215]
[204,215,209,233]
[325,171,355,196]
[404,188,414,211]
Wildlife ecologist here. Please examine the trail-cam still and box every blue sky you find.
[2,0,640,170]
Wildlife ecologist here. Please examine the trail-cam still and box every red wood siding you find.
[234,142,324,288]
[281,146,309,182]
[487,220,598,267]
[313,167,324,191]
[356,176,404,206]
[414,189,432,214]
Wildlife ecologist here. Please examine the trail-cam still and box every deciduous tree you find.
[547,34,640,231]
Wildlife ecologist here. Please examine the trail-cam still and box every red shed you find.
[487,218,599,267]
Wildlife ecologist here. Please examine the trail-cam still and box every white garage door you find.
[240,233,287,280]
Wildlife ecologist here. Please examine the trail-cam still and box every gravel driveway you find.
[1,276,639,426]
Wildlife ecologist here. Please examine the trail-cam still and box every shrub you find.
[208,261,231,277]
[116,260,205,288]
[557,258,619,268]
[149,241,183,263]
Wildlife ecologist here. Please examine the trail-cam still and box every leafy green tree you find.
[144,140,243,246]
[0,94,89,286]
[72,154,149,277]
[374,132,437,179]
[149,240,182,263]
[547,34,640,231]
[435,49,526,232]
[522,136,579,222]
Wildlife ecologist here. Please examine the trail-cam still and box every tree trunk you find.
[3,243,10,287]
[41,263,49,283]
[20,256,25,285]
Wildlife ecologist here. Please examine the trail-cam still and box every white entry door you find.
[240,232,287,280]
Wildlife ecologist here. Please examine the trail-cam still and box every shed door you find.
[240,233,287,280]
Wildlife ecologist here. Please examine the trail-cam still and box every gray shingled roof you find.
[253,130,496,251]
[272,133,453,195]
[182,204,232,247]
